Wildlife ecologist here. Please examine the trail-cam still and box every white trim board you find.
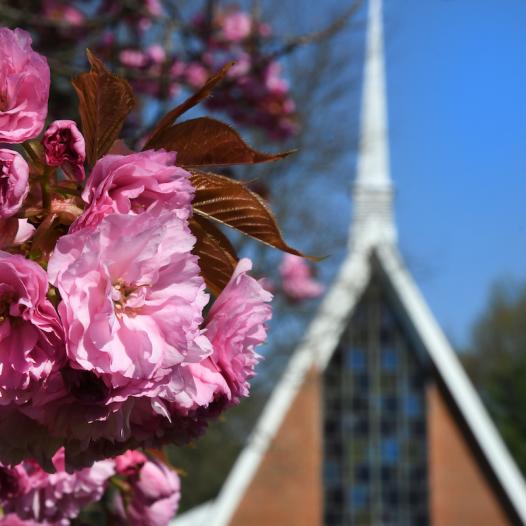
[190,245,526,526]
[208,252,372,526]
[374,244,526,524]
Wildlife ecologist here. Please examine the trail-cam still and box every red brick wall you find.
[230,369,323,526]
[228,374,514,526]
[427,383,511,526]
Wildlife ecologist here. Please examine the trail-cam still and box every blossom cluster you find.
[0,22,272,484]
[0,448,180,525]
[111,4,298,140]
[185,7,298,141]
[2,1,298,142]
[0,448,114,525]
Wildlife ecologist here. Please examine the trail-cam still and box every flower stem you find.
[22,141,41,165]
[40,174,51,210]
[22,142,52,211]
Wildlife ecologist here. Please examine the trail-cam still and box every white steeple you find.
[350,0,397,251]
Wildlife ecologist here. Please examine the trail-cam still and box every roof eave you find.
[373,243,526,524]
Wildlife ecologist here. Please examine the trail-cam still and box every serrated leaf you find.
[145,62,234,149]
[145,117,294,166]
[190,171,316,259]
[190,215,238,296]
[72,50,136,167]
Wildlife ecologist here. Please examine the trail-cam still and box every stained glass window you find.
[323,279,429,525]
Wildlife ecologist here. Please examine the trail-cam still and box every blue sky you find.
[271,0,526,348]
[385,0,526,345]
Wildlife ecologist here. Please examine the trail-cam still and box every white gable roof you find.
[183,244,526,526]
[196,187,526,520]
[173,0,526,522]
[375,244,526,523]
[172,502,214,526]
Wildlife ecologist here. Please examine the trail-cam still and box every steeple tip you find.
[350,0,397,251]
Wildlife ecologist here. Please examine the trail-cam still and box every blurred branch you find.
[0,3,124,30]
[269,0,364,59]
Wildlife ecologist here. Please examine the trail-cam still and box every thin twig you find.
[268,0,364,60]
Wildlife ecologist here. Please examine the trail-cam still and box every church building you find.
[175,0,526,524]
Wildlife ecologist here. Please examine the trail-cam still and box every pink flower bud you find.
[0,149,29,219]
[0,28,50,144]
[113,457,181,526]
[42,120,86,182]
[279,254,324,300]
[115,450,147,475]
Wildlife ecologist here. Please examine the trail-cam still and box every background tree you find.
[464,280,526,475]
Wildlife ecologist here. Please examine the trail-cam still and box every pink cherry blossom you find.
[0,218,36,250]
[179,358,230,411]
[45,208,211,453]
[0,252,64,406]
[43,0,85,27]
[56,259,272,467]
[150,259,272,414]
[0,514,55,525]
[204,258,272,402]
[264,61,289,96]
[42,120,86,182]
[228,53,251,78]
[221,11,252,42]
[72,150,194,232]
[147,45,166,65]
[114,450,147,475]
[0,448,114,525]
[170,60,185,78]
[13,219,35,245]
[279,254,324,300]
[113,456,180,526]
[259,277,276,294]
[145,0,163,17]
[184,63,209,88]
[0,28,50,143]
[0,149,29,219]
[119,49,148,68]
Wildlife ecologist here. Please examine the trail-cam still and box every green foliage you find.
[463,280,526,474]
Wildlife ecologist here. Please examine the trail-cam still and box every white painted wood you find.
[171,501,213,526]
[375,244,526,524]
[350,0,397,252]
[209,253,370,526]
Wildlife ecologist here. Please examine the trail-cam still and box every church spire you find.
[350,0,397,251]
